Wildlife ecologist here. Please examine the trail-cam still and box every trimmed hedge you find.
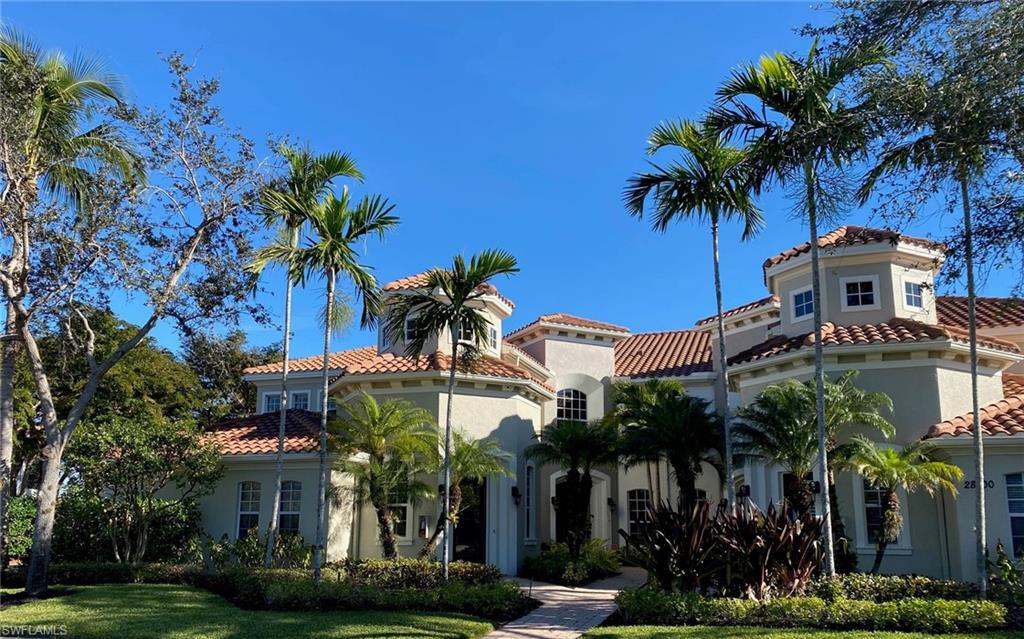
[1,562,202,588]
[615,588,1006,633]
[522,541,620,586]
[325,558,503,588]
[807,573,978,602]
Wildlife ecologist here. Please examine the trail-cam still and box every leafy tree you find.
[384,250,518,577]
[418,430,511,559]
[843,435,962,573]
[181,330,280,424]
[526,419,619,559]
[624,119,763,507]
[64,414,222,564]
[275,188,397,582]
[332,393,436,559]
[709,41,889,575]
[248,144,361,567]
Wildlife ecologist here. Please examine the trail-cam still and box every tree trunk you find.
[441,325,458,579]
[870,539,889,575]
[654,459,662,504]
[0,304,16,550]
[372,498,398,559]
[961,171,987,597]
[266,227,298,568]
[804,159,835,577]
[674,465,698,512]
[25,437,62,594]
[419,483,463,560]
[871,489,902,575]
[710,218,736,509]
[313,270,335,585]
[645,461,654,498]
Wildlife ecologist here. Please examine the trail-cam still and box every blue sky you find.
[8,2,1016,359]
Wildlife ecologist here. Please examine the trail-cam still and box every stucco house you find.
[199,225,1024,582]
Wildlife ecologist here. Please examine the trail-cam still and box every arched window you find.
[237,481,261,539]
[279,481,302,534]
[626,489,651,536]
[556,389,587,422]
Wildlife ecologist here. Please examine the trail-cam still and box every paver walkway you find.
[485,567,647,639]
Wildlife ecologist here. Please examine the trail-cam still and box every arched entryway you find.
[549,469,612,544]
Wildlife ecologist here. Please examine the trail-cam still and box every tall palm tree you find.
[419,430,512,559]
[332,393,437,559]
[250,145,362,567]
[612,380,676,501]
[612,380,724,509]
[384,250,518,578]
[624,119,763,508]
[709,40,889,574]
[275,188,398,583]
[525,418,619,559]
[844,435,962,573]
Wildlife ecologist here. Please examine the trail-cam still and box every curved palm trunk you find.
[673,462,698,511]
[804,160,836,577]
[654,459,663,503]
[371,483,399,559]
[711,218,736,509]
[419,483,462,560]
[961,172,987,596]
[565,468,593,559]
[441,325,459,579]
[870,489,902,574]
[313,270,335,586]
[265,229,298,568]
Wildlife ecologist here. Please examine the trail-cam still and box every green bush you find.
[328,557,502,588]
[523,540,620,586]
[615,588,1006,633]
[2,494,36,564]
[807,572,978,602]
[2,561,203,588]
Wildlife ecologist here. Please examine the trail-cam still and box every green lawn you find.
[0,583,494,639]
[585,627,1018,639]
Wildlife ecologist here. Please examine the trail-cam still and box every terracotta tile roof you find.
[507,313,630,340]
[762,226,946,271]
[926,374,1024,439]
[937,296,1024,329]
[382,270,515,308]
[695,295,780,327]
[244,345,552,391]
[206,409,320,455]
[729,318,1021,366]
[614,330,713,378]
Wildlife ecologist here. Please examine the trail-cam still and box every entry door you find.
[454,478,487,563]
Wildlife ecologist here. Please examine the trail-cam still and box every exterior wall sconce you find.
[550,496,559,509]
[606,497,616,510]
[511,486,522,507]
[812,480,822,494]
[737,484,751,498]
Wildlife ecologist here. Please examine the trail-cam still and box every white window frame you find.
[488,326,498,349]
[839,275,881,312]
[852,473,912,554]
[317,391,338,414]
[1007,472,1024,558]
[458,324,474,344]
[790,286,815,322]
[278,480,302,534]
[290,391,310,411]
[387,477,412,541]
[556,388,588,422]
[237,481,261,540]
[524,464,536,543]
[627,488,651,536]
[902,277,926,311]
[404,317,424,343]
[263,393,281,414]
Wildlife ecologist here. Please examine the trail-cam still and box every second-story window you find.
[557,389,587,422]
[458,324,474,343]
[263,393,281,413]
[291,391,310,411]
[905,281,924,309]
[489,327,498,349]
[793,289,814,320]
[842,276,878,310]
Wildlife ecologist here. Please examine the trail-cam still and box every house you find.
[199,225,1024,582]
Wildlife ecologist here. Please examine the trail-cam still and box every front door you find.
[454,477,486,563]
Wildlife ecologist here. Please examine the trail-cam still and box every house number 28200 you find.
[963,480,995,489]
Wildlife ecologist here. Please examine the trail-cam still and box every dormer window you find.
[904,281,924,309]
[405,318,424,342]
[489,327,498,349]
[792,288,814,320]
[840,276,880,311]
[458,324,474,343]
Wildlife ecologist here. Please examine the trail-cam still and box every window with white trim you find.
[627,489,651,536]
[318,391,338,415]
[525,465,536,540]
[863,479,885,544]
[1007,473,1024,557]
[405,318,424,342]
[904,281,924,309]
[290,391,309,411]
[489,327,498,349]
[278,480,301,534]
[556,389,588,422]
[237,481,261,539]
[458,324,474,343]
[388,477,410,538]
[841,276,879,310]
[263,393,281,413]
[793,289,814,319]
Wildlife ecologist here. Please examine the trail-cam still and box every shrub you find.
[523,540,620,586]
[614,588,1006,633]
[331,557,502,588]
[989,542,1024,628]
[619,501,715,592]
[807,572,979,602]
[206,530,312,570]
[2,495,36,564]
[1,561,203,588]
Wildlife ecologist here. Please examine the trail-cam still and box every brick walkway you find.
[485,567,647,639]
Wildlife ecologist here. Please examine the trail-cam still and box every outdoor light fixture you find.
[812,480,822,494]
[438,483,446,496]
[511,486,522,506]
[606,497,616,510]
[550,496,558,508]
[737,484,751,498]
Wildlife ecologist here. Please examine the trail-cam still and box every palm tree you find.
[734,381,819,518]
[333,393,437,559]
[612,380,724,509]
[844,435,962,573]
[612,380,676,501]
[384,250,518,578]
[623,119,763,508]
[525,418,619,559]
[249,145,362,567]
[709,40,889,574]
[276,187,398,583]
[419,430,512,559]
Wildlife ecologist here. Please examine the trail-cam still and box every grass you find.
[0,583,494,639]
[585,627,1019,639]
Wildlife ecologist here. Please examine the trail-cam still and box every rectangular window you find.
[1008,473,1024,557]
[263,393,281,413]
[793,289,814,319]
[627,489,651,536]
[489,327,498,349]
[290,391,309,411]
[279,480,302,534]
[237,481,261,539]
[388,477,410,538]
[863,480,884,544]
[525,465,535,540]
[405,318,424,342]
[905,281,924,309]
[458,324,474,344]
[845,279,876,308]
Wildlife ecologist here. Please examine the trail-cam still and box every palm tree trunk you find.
[419,483,463,560]
[442,324,458,579]
[654,459,662,503]
[0,305,16,548]
[313,269,335,585]
[645,461,654,498]
[870,539,889,575]
[711,217,736,509]
[961,171,987,596]
[266,228,298,568]
[804,159,835,576]
[372,497,399,559]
